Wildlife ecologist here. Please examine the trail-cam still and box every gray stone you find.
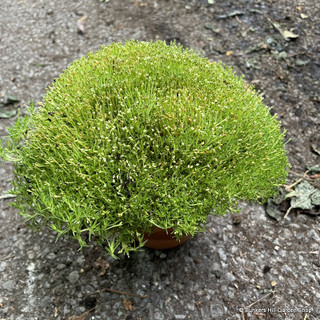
[309,230,320,243]
[217,248,227,261]
[174,315,186,319]
[27,250,35,260]
[316,306,320,315]
[223,272,236,282]
[33,244,41,252]
[63,305,71,315]
[57,263,66,270]
[308,273,318,284]
[228,289,235,299]
[153,308,165,320]
[27,262,36,271]
[68,271,80,283]
[186,303,195,311]
[47,252,56,260]
[0,261,8,272]
[211,262,223,278]
[230,245,238,254]
[15,239,25,251]
[2,280,15,291]
[76,256,84,264]
[299,276,309,285]
[288,279,298,289]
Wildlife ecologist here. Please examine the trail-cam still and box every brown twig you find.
[99,288,147,299]
[3,255,15,261]
[286,170,309,190]
[68,307,95,320]
[245,291,275,309]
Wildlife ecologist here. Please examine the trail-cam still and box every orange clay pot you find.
[143,226,192,250]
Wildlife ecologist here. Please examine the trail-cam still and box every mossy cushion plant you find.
[0,40,289,257]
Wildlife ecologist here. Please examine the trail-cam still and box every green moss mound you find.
[1,40,289,256]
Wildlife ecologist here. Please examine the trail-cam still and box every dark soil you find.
[1,1,320,320]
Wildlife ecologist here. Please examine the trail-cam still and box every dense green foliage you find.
[0,40,288,257]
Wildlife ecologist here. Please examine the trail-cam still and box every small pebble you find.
[68,271,80,283]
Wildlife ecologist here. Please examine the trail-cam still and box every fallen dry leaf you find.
[134,1,148,6]
[94,256,110,276]
[54,306,59,317]
[311,144,320,155]
[281,29,299,41]
[123,298,133,311]
[266,17,299,41]
[77,15,88,33]
[226,50,233,56]
[68,308,94,320]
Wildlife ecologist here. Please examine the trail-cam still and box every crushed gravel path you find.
[1,1,320,319]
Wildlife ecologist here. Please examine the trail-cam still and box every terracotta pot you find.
[143,227,192,250]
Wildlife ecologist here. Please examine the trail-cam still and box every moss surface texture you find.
[0,40,289,256]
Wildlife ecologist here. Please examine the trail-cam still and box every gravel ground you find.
[1,1,320,319]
